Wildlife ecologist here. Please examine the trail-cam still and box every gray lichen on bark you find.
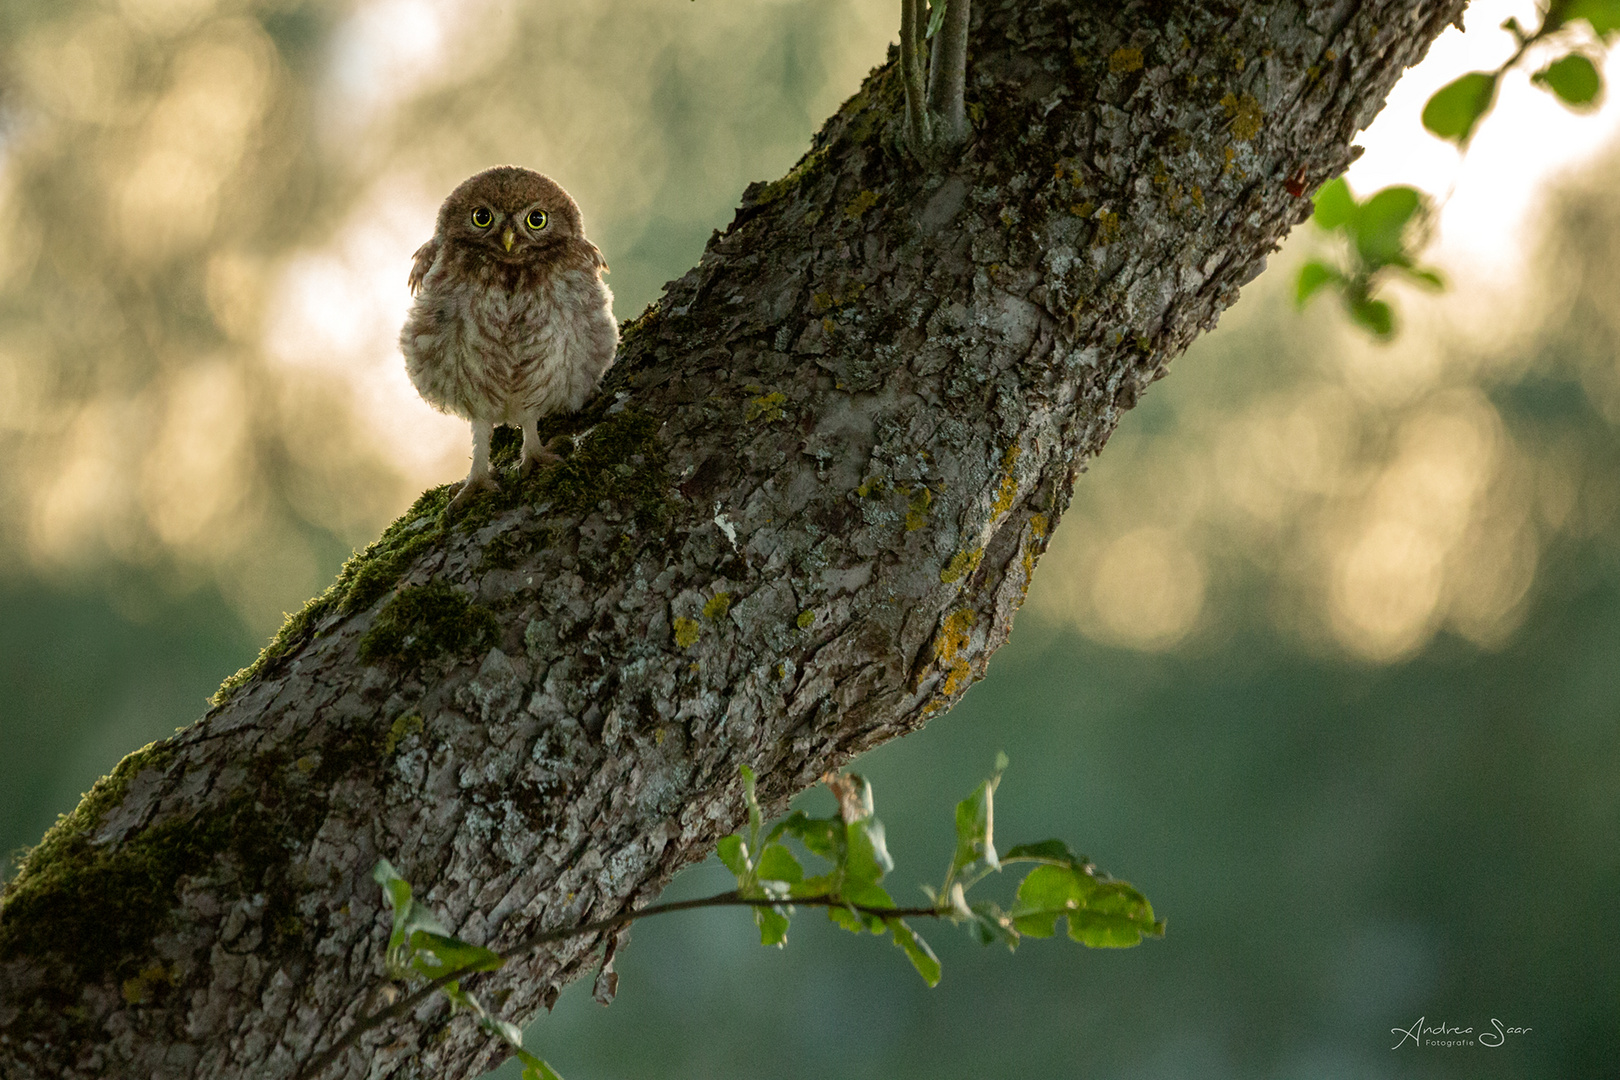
[0,1,1465,1077]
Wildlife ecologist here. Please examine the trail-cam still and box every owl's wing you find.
[407,238,440,295]
[578,238,609,273]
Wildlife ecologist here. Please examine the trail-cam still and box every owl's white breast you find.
[400,257,617,424]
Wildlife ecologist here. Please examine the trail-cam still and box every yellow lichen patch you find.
[843,189,879,219]
[796,609,816,630]
[294,755,318,775]
[745,392,787,423]
[1108,46,1144,73]
[1221,92,1263,141]
[673,617,700,649]
[1092,209,1120,246]
[932,608,978,698]
[121,963,172,1005]
[815,282,866,312]
[1191,185,1206,210]
[991,444,1022,518]
[383,713,424,755]
[939,659,973,698]
[905,487,933,531]
[1019,513,1051,598]
[855,476,885,498]
[940,547,983,584]
[703,592,732,620]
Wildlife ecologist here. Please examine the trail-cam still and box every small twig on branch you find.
[926,0,970,143]
[900,0,933,153]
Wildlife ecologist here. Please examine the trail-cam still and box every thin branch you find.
[295,890,943,1080]
[926,0,971,144]
[900,0,932,154]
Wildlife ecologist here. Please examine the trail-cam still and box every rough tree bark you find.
[0,1,1465,1077]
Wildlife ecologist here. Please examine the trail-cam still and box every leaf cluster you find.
[1299,1,1620,338]
[1296,179,1442,338]
[1425,0,1618,145]
[718,755,1165,989]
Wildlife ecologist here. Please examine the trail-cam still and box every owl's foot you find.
[446,473,500,515]
[518,437,570,477]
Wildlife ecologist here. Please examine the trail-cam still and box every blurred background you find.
[1,1,1615,1077]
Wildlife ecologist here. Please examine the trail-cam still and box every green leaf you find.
[968,900,1021,950]
[845,819,894,887]
[1348,297,1395,338]
[926,0,947,38]
[948,758,1006,882]
[488,1017,526,1047]
[1352,186,1424,267]
[1002,839,1082,863]
[1010,864,1072,938]
[740,763,762,838]
[889,918,943,987]
[844,879,896,914]
[1310,177,1356,230]
[828,904,866,934]
[791,872,837,898]
[774,811,840,861]
[1010,864,1164,948]
[716,835,748,879]
[408,931,504,980]
[755,843,803,885]
[1421,71,1498,144]
[1401,266,1445,291]
[1295,260,1343,307]
[755,904,790,946]
[1064,881,1166,948]
[1533,54,1603,109]
[517,1048,567,1080]
[1563,0,1620,37]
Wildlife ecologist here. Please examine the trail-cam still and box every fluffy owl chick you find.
[401,166,617,511]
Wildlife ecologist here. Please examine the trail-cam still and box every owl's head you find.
[434,166,585,262]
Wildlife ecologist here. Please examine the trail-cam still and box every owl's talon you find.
[446,474,499,515]
[519,442,566,477]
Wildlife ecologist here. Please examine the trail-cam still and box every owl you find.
[400,166,618,511]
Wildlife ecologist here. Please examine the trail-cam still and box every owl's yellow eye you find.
[470,207,493,228]
[525,209,548,231]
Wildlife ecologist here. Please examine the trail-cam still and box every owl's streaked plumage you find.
[400,166,617,510]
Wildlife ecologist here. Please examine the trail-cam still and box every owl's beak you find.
[502,228,515,252]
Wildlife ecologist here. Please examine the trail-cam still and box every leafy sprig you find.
[1296,179,1442,338]
[297,758,1162,1080]
[1300,1,1620,337]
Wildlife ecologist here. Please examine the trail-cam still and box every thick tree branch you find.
[0,2,1465,1077]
